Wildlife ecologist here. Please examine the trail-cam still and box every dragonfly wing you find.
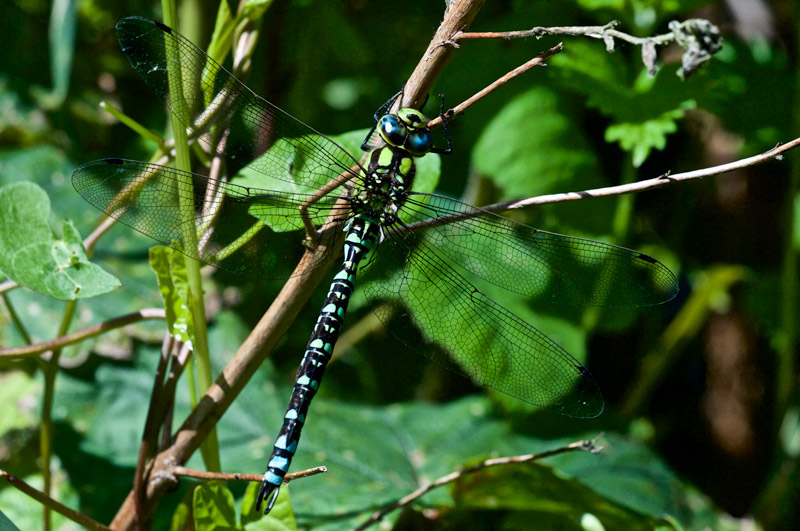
[400,193,678,307]
[360,224,604,418]
[115,17,362,192]
[72,159,344,280]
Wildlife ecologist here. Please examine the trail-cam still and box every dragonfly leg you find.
[429,94,453,155]
[300,164,362,247]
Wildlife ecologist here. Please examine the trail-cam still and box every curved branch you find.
[0,470,112,531]
[407,136,800,234]
[172,465,326,483]
[355,439,601,530]
[0,308,166,358]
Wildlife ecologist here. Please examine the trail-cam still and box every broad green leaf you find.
[150,246,195,349]
[193,481,238,530]
[242,481,297,531]
[451,462,669,529]
[472,87,601,198]
[0,182,120,300]
[233,128,440,216]
[274,396,718,530]
[0,510,22,531]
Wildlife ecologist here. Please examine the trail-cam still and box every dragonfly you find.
[72,17,678,514]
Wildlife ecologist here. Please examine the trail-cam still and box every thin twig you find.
[0,470,112,531]
[455,19,722,79]
[172,465,326,483]
[407,137,800,234]
[489,137,800,212]
[0,309,166,358]
[455,21,674,46]
[355,439,601,531]
[427,43,562,129]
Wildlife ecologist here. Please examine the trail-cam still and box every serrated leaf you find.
[604,107,689,167]
[193,481,238,530]
[149,246,195,349]
[0,182,120,300]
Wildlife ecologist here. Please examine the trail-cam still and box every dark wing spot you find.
[155,21,172,34]
[636,253,657,264]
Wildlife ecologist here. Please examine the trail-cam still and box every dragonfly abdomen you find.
[257,216,380,512]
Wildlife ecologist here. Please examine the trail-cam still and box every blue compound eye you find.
[377,115,408,147]
[405,129,433,156]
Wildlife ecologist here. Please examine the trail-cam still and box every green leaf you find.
[604,106,690,167]
[241,481,297,531]
[549,41,702,167]
[193,481,238,530]
[472,87,601,198]
[233,128,440,232]
[149,246,195,349]
[451,462,668,530]
[575,0,624,10]
[170,489,193,531]
[0,182,120,300]
[46,0,78,106]
[0,510,22,531]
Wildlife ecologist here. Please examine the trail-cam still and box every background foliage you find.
[1,0,798,529]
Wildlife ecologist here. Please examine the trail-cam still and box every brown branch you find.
[427,43,562,129]
[354,439,601,531]
[400,0,486,110]
[172,465,326,483]
[0,308,166,358]
[0,470,112,531]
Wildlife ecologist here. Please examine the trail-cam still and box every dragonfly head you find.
[377,108,433,157]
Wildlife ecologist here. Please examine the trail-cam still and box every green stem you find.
[100,101,165,148]
[1,292,32,345]
[161,1,220,472]
[40,299,77,531]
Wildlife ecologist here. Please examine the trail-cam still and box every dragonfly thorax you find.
[350,145,416,225]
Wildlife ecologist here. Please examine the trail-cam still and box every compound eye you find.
[378,115,408,147]
[405,129,433,156]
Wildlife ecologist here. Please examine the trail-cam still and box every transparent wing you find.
[72,159,349,280]
[116,16,363,193]
[360,224,604,418]
[400,193,678,307]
